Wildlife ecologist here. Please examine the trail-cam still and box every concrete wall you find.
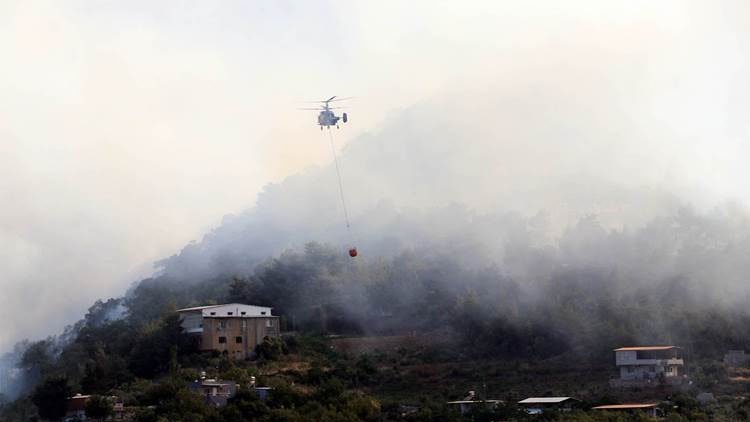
[179,311,204,333]
[619,363,681,380]
[201,317,280,359]
[615,350,638,365]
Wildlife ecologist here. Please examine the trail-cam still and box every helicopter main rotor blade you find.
[328,96,354,102]
[326,96,337,102]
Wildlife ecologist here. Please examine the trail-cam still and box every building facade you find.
[177,303,280,359]
[189,379,238,407]
[614,346,684,384]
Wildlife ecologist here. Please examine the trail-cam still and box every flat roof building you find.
[593,403,660,417]
[518,397,579,414]
[189,379,238,407]
[613,345,684,386]
[177,303,280,360]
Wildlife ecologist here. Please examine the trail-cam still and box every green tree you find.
[30,376,72,421]
[255,336,287,361]
[129,313,195,377]
[85,395,112,421]
[223,388,269,420]
[21,340,56,374]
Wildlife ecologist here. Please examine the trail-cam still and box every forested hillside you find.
[5,98,750,420]
[4,204,750,420]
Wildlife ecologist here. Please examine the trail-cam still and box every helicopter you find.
[300,96,350,129]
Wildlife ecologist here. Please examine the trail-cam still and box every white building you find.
[447,391,503,414]
[518,397,579,414]
[177,303,279,359]
[178,304,275,333]
[614,346,684,383]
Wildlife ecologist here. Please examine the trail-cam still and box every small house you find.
[614,346,684,384]
[189,379,238,407]
[65,394,91,420]
[447,391,503,414]
[518,397,579,414]
[593,403,660,417]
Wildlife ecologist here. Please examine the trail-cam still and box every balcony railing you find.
[616,358,683,366]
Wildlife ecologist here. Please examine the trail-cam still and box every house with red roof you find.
[593,403,660,417]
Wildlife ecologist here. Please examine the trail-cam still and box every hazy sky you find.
[1,0,749,351]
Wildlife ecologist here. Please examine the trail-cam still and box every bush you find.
[255,337,288,361]
[85,395,112,421]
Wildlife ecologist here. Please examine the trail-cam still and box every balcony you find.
[616,358,683,366]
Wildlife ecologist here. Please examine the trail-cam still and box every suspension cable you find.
[327,129,351,229]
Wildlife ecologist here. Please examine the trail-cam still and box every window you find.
[266,319,274,328]
[236,336,243,344]
[228,312,233,315]
[241,311,246,315]
[241,320,247,330]
[210,312,216,315]
[218,336,226,344]
[217,321,227,331]
[261,311,267,315]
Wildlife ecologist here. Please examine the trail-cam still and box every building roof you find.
[447,400,503,405]
[518,397,577,404]
[200,380,236,387]
[593,403,658,410]
[177,303,272,312]
[613,346,679,352]
[177,304,223,312]
[176,303,274,318]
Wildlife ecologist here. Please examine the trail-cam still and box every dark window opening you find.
[235,336,243,344]
[210,312,216,315]
[218,336,227,344]
[241,311,246,315]
[228,312,233,315]
[261,311,267,315]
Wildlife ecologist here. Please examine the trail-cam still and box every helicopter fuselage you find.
[318,109,341,127]
[304,96,349,129]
